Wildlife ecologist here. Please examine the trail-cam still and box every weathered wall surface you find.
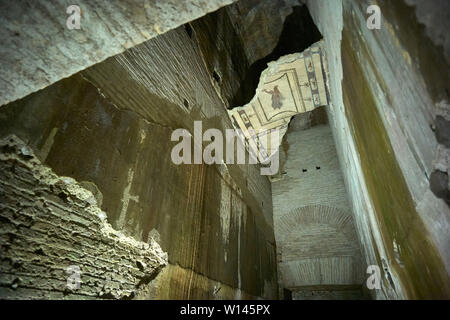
[308,0,450,299]
[80,25,274,232]
[292,287,366,300]
[225,0,301,67]
[273,125,351,214]
[0,0,237,106]
[190,0,300,108]
[0,71,277,299]
[0,135,167,299]
[0,11,279,297]
[135,264,268,299]
[189,1,323,110]
[272,123,364,297]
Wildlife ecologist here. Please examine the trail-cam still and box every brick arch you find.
[275,205,364,287]
[275,204,358,245]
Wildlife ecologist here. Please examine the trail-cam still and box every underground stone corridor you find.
[0,0,449,303]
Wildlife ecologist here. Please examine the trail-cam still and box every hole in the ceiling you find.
[230,5,322,108]
[302,169,307,173]
[316,166,320,170]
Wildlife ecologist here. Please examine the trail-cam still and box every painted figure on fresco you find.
[263,85,283,110]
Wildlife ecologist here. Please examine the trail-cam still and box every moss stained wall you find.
[308,0,450,299]
[341,28,449,299]
[0,54,277,299]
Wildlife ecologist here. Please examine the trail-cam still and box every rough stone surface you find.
[2,0,449,301]
[272,124,363,296]
[435,116,450,148]
[0,135,167,299]
[0,0,236,106]
[225,0,301,66]
[292,287,367,300]
[81,25,275,232]
[0,30,277,299]
[430,171,450,205]
[308,0,450,299]
[404,0,450,64]
[191,0,314,109]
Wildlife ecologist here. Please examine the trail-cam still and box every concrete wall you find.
[292,288,366,300]
[308,0,450,299]
[0,135,167,299]
[273,125,351,213]
[0,22,278,299]
[80,24,275,232]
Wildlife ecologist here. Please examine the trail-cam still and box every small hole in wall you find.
[183,99,190,109]
[184,23,193,38]
[213,70,221,83]
[34,247,45,255]
[430,123,436,132]
[302,169,307,172]
[282,171,287,175]
[316,166,321,170]
[136,260,145,271]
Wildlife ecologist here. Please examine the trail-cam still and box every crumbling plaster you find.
[0,135,167,299]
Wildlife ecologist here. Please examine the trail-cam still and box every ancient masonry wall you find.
[308,0,450,299]
[0,25,278,299]
[272,125,351,215]
[0,135,167,299]
[0,0,236,106]
[272,124,364,297]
